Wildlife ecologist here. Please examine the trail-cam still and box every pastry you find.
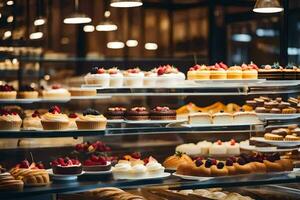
[146,157,165,176]
[282,107,297,114]
[51,157,82,175]
[0,109,22,130]
[191,159,211,176]
[259,63,283,80]
[270,108,281,113]
[275,159,293,171]
[112,162,132,179]
[83,155,111,172]
[225,159,236,175]
[176,163,193,176]
[227,66,242,79]
[278,101,291,109]
[242,62,258,79]
[233,110,260,124]
[188,112,211,125]
[212,111,233,124]
[288,97,298,106]
[105,107,126,120]
[68,87,97,96]
[130,163,147,178]
[0,174,23,191]
[263,160,284,172]
[18,85,39,99]
[255,106,268,113]
[42,85,71,99]
[209,140,226,155]
[284,63,297,80]
[246,100,257,108]
[176,143,201,156]
[264,133,283,141]
[143,70,157,87]
[84,67,110,86]
[108,67,123,87]
[187,64,210,80]
[41,106,70,130]
[123,68,144,87]
[125,107,149,120]
[150,106,176,120]
[233,159,253,174]
[75,140,111,152]
[156,65,185,86]
[23,110,42,130]
[76,108,107,130]
[210,162,228,176]
[285,135,300,141]
[209,64,227,79]
[163,152,193,170]
[271,128,289,136]
[68,113,78,130]
[0,84,17,99]
[264,101,279,109]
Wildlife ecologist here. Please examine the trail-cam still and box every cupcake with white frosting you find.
[108,67,123,88]
[23,110,42,130]
[143,70,157,87]
[112,162,131,179]
[123,68,144,87]
[130,163,147,178]
[84,67,110,87]
[145,157,165,176]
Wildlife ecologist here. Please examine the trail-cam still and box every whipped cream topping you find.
[0,114,22,122]
[77,114,106,121]
[113,163,131,172]
[131,164,146,173]
[146,161,164,171]
[41,112,69,122]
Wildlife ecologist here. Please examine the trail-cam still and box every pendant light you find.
[96,11,118,31]
[34,0,46,26]
[64,0,91,24]
[30,31,43,40]
[253,0,283,13]
[110,0,143,8]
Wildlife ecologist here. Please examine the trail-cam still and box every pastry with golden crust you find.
[163,152,193,170]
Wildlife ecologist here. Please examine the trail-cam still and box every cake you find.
[196,140,212,155]
[68,87,97,96]
[258,63,283,80]
[264,133,283,141]
[42,85,71,99]
[176,143,201,156]
[123,68,144,87]
[187,65,210,80]
[108,67,123,87]
[51,157,82,175]
[156,65,183,86]
[83,155,111,172]
[150,106,176,120]
[209,140,227,155]
[76,108,107,130]
[145,157,165,176]
[84,67,110,86]
[212,111,233,124]
[125,107,149,120]
[227,66,242,79]
[233,110,260,124]
[112,162,132,179]
[0,84,17,99]
[18,85,39,99]
[105,107,126,120]
[41,106,70,130]
[284,63,297,80]
[0,109,22,130]
[163,152,193,170]
[242,62,258,79]
[209,64,227,79]
[23,110,43,130]
[188,112,211,125]
[225,139,240,155]
[143,70,157,87]
[130,163,147,178]
[68,113,78,130]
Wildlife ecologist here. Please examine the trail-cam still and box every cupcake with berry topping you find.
[108,67,123,87]
[143,70,157,87]
[18,85,39,99]
[187,64,210,80]
[150,106,176,120]
[125,107,149,121]
[227,65,242,79]
[242,62,258,79]
[84,67,110,87]
[68,113,79,130]
[41,106,70,130]
[209,63,227,79]
[0,109,22,130]
[258,62,283,80]
[23,111,42,130]
[123,68,144,87]
[156,65,184,86]
[76,108,107,130]
[105,107,127,120]
[0,84,17,99]
[83,154,111,172]
[42,85,71,99]
[51,157,82,175]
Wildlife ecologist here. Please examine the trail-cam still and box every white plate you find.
[251,137,300,147]
[257,113,300,120]
[71,96,111,100]
[125,119,185,124]
[240,145,298,153]
[181,123,261,128]
[194,79,266,84]
[113,172,170,180]
[84,169,112,175]
[172,172,213,181]
[0,99,41,104]
[46,169,84,180]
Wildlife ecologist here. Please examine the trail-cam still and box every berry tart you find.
[105,107,127,120]
[51,157,82,175]
[76,108,107,130]
[150,106,176,120]
[125,107,149,121]
[84,67,110,86]
[123,68,144,87]
[42,85,71,99]
[0,109,22,130]
[23,110,42,130]
[0,84,17,99]
[83,155,111,172]
[18,85,39,99]
[41,106,70,130]
[187,64,210,80]
[108,67,123,87]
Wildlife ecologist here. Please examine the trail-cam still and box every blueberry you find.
[237,157,246,165]
[91,67,98,74]
[195,159,203,167]
[83,108,100,116]
[225,159,233,166]
[217,162,224,169]
[205,159,212,168]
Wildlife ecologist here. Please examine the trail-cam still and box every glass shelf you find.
[0,172,298,199]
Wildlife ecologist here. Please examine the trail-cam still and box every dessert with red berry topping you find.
[68,113,79,130]
[125,107,149,121]
[150,106,176,120]
[41,106,70,130]
[0,84,17,99]
[209,140,227,155]
[108,67,123,87]
[75,141,112,153]
[23,110,42,130]
[242,62,258,79]
[227,65,242,79]
[68,87,96,97]
[187,64,210,80]
[123,68,144,87]
[84,67,110,86]
[156,65,185,86]
[83,155,111,172]
[209,63,227,79]
[51,157,82,175]
[105,107,127,120]
[42,84,71,99]
[18,85,39,99]
[225,139,240,155]
[0,109,22,130]
[76,108,107,130]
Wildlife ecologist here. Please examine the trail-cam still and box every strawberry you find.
[217,140,222,145]
[211,159,217,165]
[97,68,106,74]
[51,160,59,166]
[230,139,236,145]
[36,162,44,169]
[219,62,228,70]
[84,159,93,166]
[157,68,165,76]
[52,84,61,89]
[20,160,30,168]
[131,152,141,159]
[91,155,99,162]
[68,113,78,118]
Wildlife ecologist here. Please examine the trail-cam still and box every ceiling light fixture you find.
[34,17,46,26]
[83,25,95,32]
[145,42,158,50]
[96,11,118,31]
[64,0,91,24]
[126,39,138,47]
[29,32,43,40]
[107,41,125,49]
[110,0,143,8]
[253,0,283,13]
[3,31,11,39]
[6,0,14,6]
[7,15,13,23]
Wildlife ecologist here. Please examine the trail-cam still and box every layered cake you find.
[212,111,233,124]
[125,107,149,120]
[105,107,126,120]
[284,63,297,80]
[188,112,211,124]
[68,87,96,96]
[123,68,144,87]
[225,139,240,155]
[76,108,107,130]
[18,85,39,99]
[42,85,71,99]
[0,84,17,99]
[23,110,42,130]
[108,67,123,87]
[187,64,210,80]
[150,106,176,120]
[258,62,283,80]
[51,157,82,175]
[0,109,22,130]
[209,140,227,155]
[209,63,227,79]
[233,110,260,124]
[84,67,110,86]
[227,66,242,79]
[83,155,111,172]
[41,106,70,130]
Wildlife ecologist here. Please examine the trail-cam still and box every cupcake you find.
[23,111,42,130]
[18,85,39,99]
[84,67,110,87]
[150,106,176,120]
[76,108,107,130]
[123,68,144,87]
[187,64,210,80]
[42,85,71,99]
[108,67,123,87]
[227,66,242,79]
[68,113,78,130]
[146,157,165,176]
[0,84,17,99]
[41,106,70,130]
[112,162,131,179]
[156,65,184,86]
[242,62,258,79]
[130,163,147,178]
[105,107,126,120]
[0,109,22,130]
[209,63,227,79]
[143,70,157,87]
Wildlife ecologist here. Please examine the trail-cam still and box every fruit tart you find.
[0,109,22,130]
[83,155,111,172]
[51,157,82,175]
